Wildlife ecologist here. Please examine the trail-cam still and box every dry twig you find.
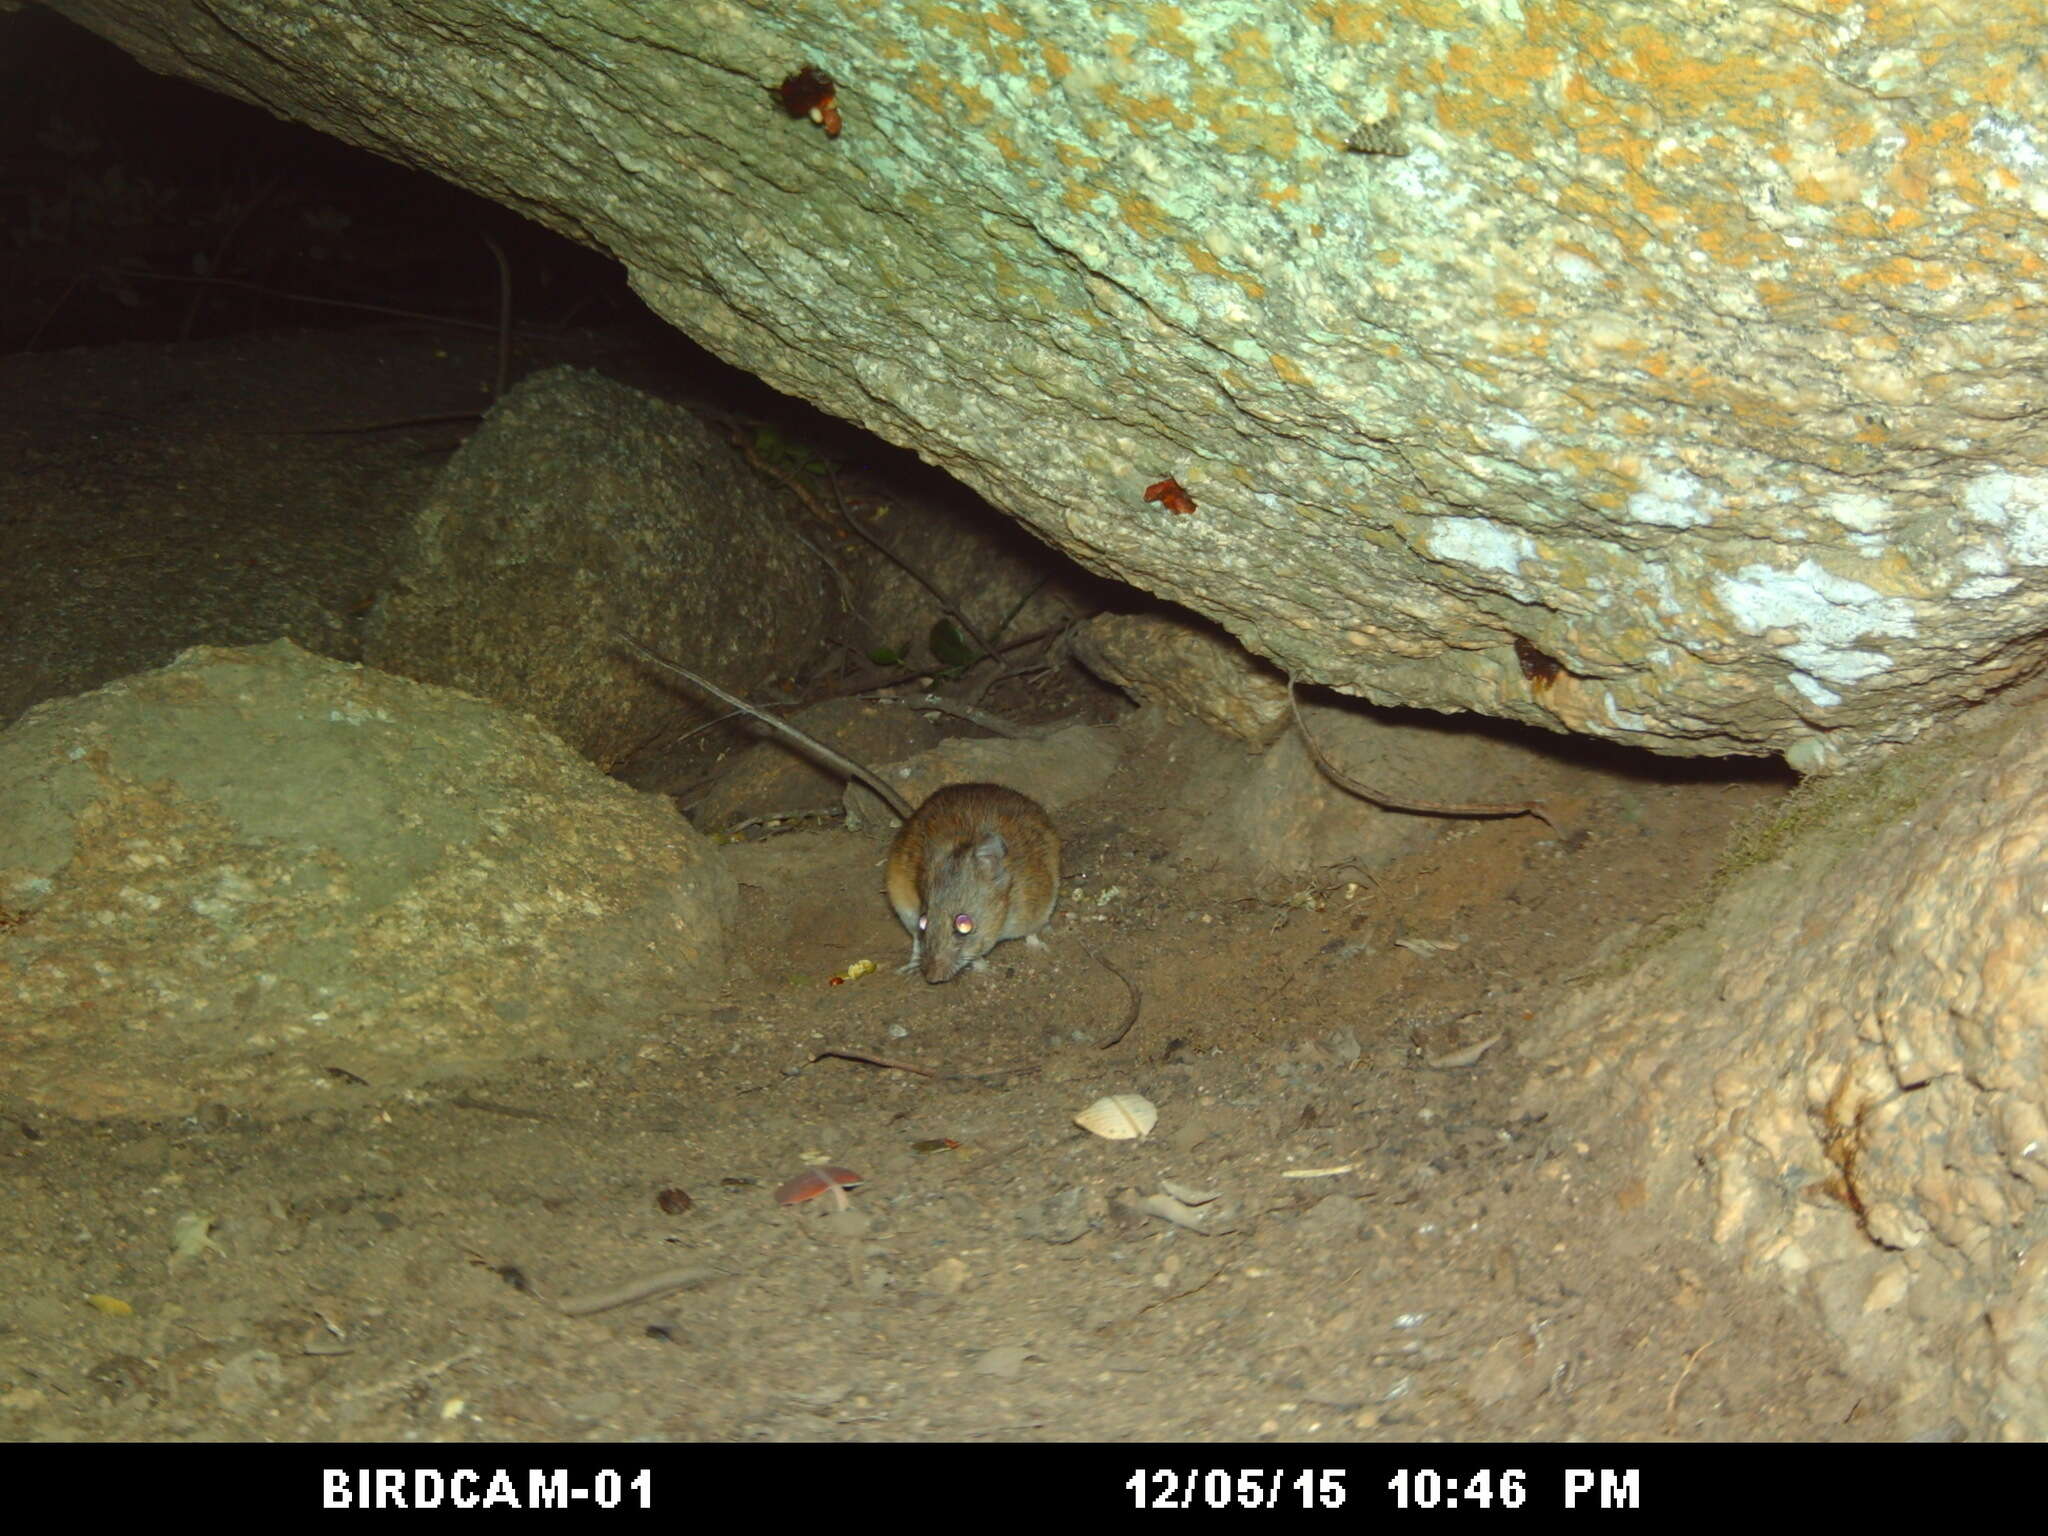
[1289,679,1556,831]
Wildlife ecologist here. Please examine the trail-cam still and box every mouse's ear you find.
[972,831,1009,865]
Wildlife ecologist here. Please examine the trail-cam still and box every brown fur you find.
[886,783,1060,983]
[611,640,1059,985]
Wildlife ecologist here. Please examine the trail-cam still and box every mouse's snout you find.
[917,913,981,983]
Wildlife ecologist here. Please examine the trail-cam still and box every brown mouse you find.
[884,783,1060,983]
[619,639,1060,983]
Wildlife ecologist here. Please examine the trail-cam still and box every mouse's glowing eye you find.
[952,914,975,935]
[917,915,928,932]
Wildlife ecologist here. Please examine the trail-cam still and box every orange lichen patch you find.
[896,57,999,126]
[1269,354,1312,387]
[1186,245,1265,300]
[1190,93,1301,158]
[1436,38,1561,116]
[1104,30,1143,74]
[1310,1,1382,45]
[2005,242,2048,281]
[1218,24,1284,92]
[1553,439,1634,481]
[1845,255,1956,295]
[1552,239,1603,273]
[1059,180,1106,217]
[1572,119,1657,178]
[1116,193,1173,241]
[1616,33,1790,120]
[979,237,1028,280]
[946,78,999,128]
[1868,549,1925,596]
[1586,18,1822,133]
[1096,82,1193,133]
[1792,170,1861,206]
[914,1,1028,68]
[986,130,1033,164]
[1492,40,1566,97]
[1393,0,1473,31]
[1901,110,1977,163]
[1039,39,1071,79]
[900,61,953,119]
[1695,224,1784,269]
[1654,139,1705,173]
[1627,188,1689,233]
[1139,3,1196,59]
[1432,42,1556,150]
[1316,1,1389,45]
[1755,278,1801,310]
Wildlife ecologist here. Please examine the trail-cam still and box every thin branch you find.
[1289,678,1556,830]
[820,465,999,662]
[819,621,1069,699]
[871,692,1076,739]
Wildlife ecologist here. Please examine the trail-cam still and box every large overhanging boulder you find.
[49,1,2048,766]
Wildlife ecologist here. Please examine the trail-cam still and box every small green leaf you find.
[928,619,978,669]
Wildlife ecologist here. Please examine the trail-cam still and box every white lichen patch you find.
[1483,411,1540,454]
[1961,470,2048,568]
[329,701,395,726]
[1971,112,2048,214]
[1425,516,1538,595]
[1788,671,1842,709]
[1715,559,1916,685]
[1819,492,1897,534]
[1954,575,2021,601]
[1627,466,1720,529]
[1603,693,1651,731]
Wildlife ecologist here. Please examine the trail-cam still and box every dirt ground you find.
[0,324,1897,1444]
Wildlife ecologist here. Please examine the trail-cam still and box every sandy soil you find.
[0,327,1893,1442]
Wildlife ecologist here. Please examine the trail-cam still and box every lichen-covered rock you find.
[1517,704,2048,1439]
[49,2,2048,762]
[842,725,1120,831]
[1178,694,1575,875]
[0,640,734,1118]
[689,695,943,830]
[363,367,829,767]
[1073,611,1290,747]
